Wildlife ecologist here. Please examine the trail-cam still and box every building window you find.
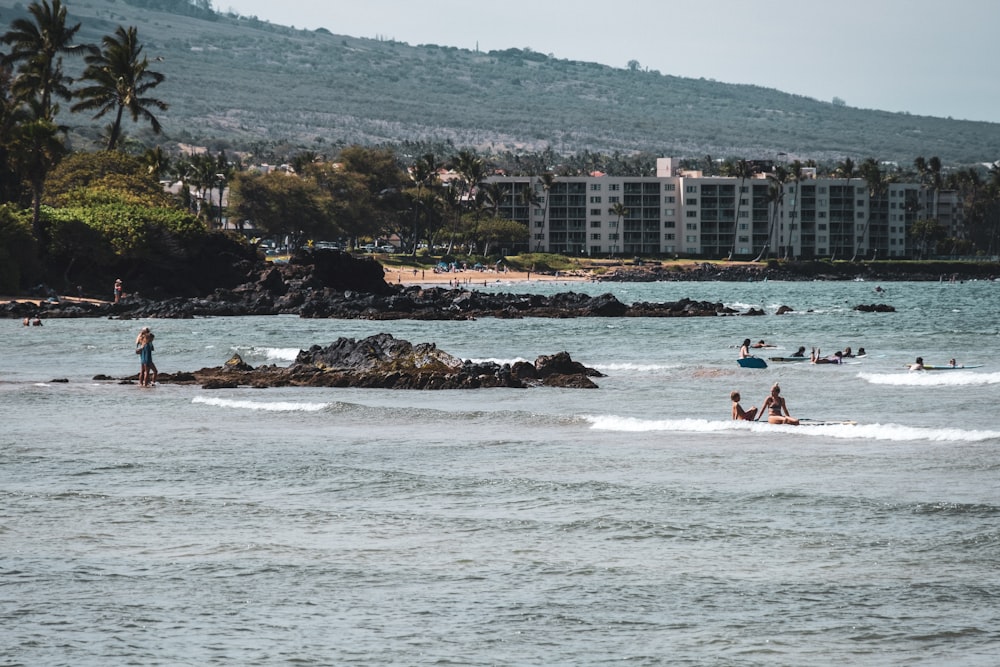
[590,233,601,240]
[818,212,827,219]
[686,185,697,193]
[608,233,619,240]
[686,211,698,218]
[664,233,675,240]
[686,223,697,230]
[590,208,601,216]
[608,184,620,191]
[664,220,675,228]
[534,233,545,240]
[664,208,675,217]
[686,198,698,206]
[535,221,545,228]
[664,183,676,191]
[686,236,697,243]
[590,183,601,191]
[608,196,619,203]
[664,196,675,203]
[590,220,601,228]
[589,196,602,203]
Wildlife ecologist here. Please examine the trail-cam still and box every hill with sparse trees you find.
[2,0,1000,166]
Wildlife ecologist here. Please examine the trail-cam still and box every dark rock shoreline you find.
[5,250,984,321]
[100,333,604,390]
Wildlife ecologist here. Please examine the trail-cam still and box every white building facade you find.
[485,160,962,259]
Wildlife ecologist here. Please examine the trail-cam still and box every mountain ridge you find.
[2,0,998,165]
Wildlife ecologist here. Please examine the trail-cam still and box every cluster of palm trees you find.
[715,154,1000,261]
[1,0,167,243]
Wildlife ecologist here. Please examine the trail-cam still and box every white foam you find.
[233,346,301,362]
[858,371,1000,386]
[192,396,328,412]
[582,414,1000,442]
[595,362,680,372]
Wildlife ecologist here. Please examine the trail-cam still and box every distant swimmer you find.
[791,346,807,357]
[731,391,758,422]
[739,339,752,359]
[910,356,925,371]
[757,383,799,425]
[751,339,775,349]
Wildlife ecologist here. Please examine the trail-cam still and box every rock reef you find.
[107,333,604,390]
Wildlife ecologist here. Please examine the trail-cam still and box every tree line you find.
[2,1,999,298]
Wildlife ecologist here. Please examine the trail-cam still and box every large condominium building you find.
[485,158,963,259]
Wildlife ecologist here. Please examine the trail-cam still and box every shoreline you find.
[384,267,591,287]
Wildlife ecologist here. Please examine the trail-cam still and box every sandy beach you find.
[385,267,592,286]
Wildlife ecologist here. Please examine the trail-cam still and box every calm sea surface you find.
[3,279,999,666]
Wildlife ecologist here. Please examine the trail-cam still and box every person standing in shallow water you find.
[135,328,157,386]
[114,278,123,303]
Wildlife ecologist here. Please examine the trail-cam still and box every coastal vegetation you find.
[1,0,1000,300]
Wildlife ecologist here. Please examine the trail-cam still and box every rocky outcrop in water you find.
[107,333,603,390]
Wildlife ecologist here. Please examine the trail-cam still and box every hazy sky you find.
[220,0,999,124]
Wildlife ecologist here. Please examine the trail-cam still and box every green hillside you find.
[3,0,999,165]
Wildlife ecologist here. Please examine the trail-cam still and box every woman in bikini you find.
[757,383,799,425]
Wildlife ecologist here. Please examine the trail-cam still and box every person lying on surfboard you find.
[757,383,799,425]
[731,391,758,421]
[811,348,844,364]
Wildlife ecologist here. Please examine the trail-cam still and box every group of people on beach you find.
[731,384,799,425]
[135,326,157,386]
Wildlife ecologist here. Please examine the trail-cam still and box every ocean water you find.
[3,279,999,666]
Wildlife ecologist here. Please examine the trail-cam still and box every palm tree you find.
[450,150,485,253]
[753,168,786,262]
[407,153,439,255]
[852,158,885,261]
[783,160,804,259]
[608,201,628,257]
[1,0,85,121]
[6,112,66,245]
[72,25,167,151]
[141,145,169,180]
[518,184,542,251]
[537,171,557,252]
[833,158,857,260]
[728,158,751,259]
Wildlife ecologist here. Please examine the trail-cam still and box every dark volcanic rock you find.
[854,303,896,312]
[119,333,601,390]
